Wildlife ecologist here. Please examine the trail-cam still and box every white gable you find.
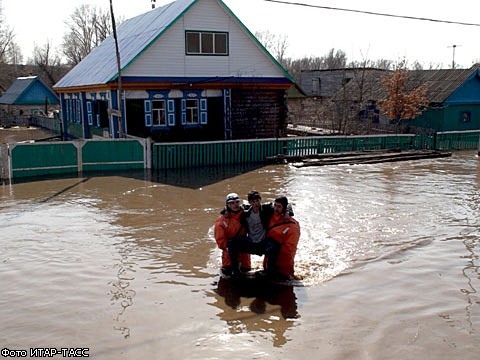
[123,0,285,79]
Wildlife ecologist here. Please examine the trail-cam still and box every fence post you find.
[145,137,152,169]
[478,135,480,157]
[0,144,11,183]
[74,140,83,175]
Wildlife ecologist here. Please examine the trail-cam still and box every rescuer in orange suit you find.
[264,195,301,280]
[214,193,251,277]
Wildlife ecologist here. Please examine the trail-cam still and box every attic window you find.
[186,31,228,55]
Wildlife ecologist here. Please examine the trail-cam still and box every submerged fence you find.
[1,131,479,181]
[1,138,147,180]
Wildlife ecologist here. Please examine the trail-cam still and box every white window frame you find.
[152,100,167,126]
[185,99,199,124]
[186,31,228,55]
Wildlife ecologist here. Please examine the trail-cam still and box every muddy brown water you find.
[1,151,479,359]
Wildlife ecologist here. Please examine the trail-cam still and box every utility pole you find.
[448,44,461,69]
[109,0,124,138]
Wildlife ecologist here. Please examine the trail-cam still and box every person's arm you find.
[214,217,228,250]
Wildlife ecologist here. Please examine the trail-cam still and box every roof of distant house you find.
[0,76,60,105]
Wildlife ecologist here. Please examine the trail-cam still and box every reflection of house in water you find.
[212,277,299,347]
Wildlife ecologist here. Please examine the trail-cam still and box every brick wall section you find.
[231,89,287,139]
[288,97,332,128]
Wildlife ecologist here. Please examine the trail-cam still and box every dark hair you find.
[247,190,261,202]
[274,195,288,212]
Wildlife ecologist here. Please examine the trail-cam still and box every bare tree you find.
[62,4,117,65]
[254,30,289,64]
[31,41,66,86]
[0,0,21,64]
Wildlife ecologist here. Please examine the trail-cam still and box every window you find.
[186,99,199,124]
[152,100,166,126]
[186,31,228,55]
[312,78,320,95]
[460,111,471,123]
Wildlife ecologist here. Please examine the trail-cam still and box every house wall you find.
[122,0,284,79]
[231,89,287,139]
[407,104,480,132]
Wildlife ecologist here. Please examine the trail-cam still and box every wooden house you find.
[53,0,294,141]
[0,76,60,117]
[401,65,480,132]
[292,65,480,134]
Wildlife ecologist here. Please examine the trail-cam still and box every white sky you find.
[2,0,480,68]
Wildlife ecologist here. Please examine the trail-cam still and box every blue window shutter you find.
[145,114,152,127]
[181,99,187,125]
[167,100,175,126]
[168,99,175,113]
[200,99,207,111]
[144,100,151,113]
[200,112,207,124]
[168,114,175,126]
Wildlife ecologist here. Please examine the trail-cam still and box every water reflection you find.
[8,163,265,189]
[211,277,299,347]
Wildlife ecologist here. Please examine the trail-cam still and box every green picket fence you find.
[2,131,479,180]
[6,139,146,180]
[436,130,480,150]
[153,134,422,169]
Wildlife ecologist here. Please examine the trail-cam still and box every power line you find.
[262,0,480,27]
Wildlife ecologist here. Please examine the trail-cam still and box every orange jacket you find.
[214,211,251,269]
[265,213,301,277]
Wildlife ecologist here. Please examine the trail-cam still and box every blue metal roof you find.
[0,76,60,105]
[54,0,197,89]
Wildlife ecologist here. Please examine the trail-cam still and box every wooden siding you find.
[123,0,284,79]
[231,89,287,139]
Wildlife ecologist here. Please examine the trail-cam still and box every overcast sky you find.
[2,0,480,68]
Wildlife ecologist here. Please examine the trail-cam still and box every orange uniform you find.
[214,210,251,270]
[265,213,301,278]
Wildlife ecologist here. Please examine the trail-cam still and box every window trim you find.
[152,99,167,127]
[185,99,199,125]
[185,30,229,56]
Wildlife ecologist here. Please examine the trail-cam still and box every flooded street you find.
[1,151,479,359]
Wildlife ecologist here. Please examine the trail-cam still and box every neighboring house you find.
[399,65,480,132]
[53,0,294,141]
[291,64,480,134]
[0,76,60,117]
[289,68,388,130]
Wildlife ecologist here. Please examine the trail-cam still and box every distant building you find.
[0,76,60,116]
[289,65,480,133]
[53,0,294,141]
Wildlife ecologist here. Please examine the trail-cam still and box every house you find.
[288,68,388,131]
[399,65,480,132]
[0,76,60,117]
[53,0,294,141]
[291,64,480,134]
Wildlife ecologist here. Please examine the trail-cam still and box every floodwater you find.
[1,151,479,359]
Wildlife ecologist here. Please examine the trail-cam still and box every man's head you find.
[225,192,241,212]
[247,190,261,212]
[274,195,288,215]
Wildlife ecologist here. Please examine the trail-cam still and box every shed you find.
[53,0,294,141]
